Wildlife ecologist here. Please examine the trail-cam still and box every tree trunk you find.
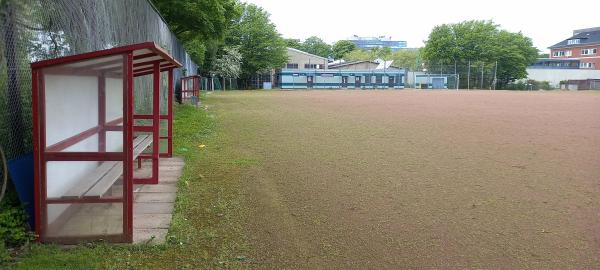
[3,0,25,156]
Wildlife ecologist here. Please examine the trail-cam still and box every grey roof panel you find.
[549,29,600,49]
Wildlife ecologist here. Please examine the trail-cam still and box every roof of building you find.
[287,47,328,60]
[328,60,403,70]
[549,27,600,49]
[328,60,378,68]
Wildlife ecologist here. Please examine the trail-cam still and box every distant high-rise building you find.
[346,35,407,51]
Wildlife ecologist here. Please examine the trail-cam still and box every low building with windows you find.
[277,69,406,89]
[273,48,406,89]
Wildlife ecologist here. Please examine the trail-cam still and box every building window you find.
[581,48,597,55]
[286,63,298,69]
[552,51,565,57]
[365,76,371,84]
[304,63,318,69]
[567,39,581,45]
[565,50,572,57]
[580,62,595,69]
[375,75,382,83]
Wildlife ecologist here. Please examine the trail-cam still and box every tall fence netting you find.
[0,0,198,160]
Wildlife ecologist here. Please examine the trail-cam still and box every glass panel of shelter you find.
[132,70,161,184]
[39,54,126,240]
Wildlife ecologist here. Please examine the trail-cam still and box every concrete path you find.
[133,157,184,244]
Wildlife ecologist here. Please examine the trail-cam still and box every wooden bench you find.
[61,135,153,199]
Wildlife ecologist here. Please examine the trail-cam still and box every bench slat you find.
[132,135,148,150]
[61,135,152,199]
[61,161,118,199]
[133,135,153,159]
[83,135,152,198]
[84,163,124,198]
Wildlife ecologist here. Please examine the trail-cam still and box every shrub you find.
[0,193,33,247]
[504,80,554,90]
[0,207,32,246]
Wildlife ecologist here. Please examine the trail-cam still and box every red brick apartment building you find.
[546,27,600,70]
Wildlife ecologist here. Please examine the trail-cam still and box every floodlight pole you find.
[480,62,484,89]
[454,59,457,89]
[467,60,471,90]
[456,73,460,90]
[493,61,498,90]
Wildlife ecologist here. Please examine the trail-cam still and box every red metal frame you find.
[31,43,181,244]
[167,69,173,157]
[180,75,201,103]
[124,53,134,243]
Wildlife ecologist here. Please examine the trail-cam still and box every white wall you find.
[105,77,124,153]
[105,77,123,123]
[45,75,98,146]
[44,74,124,225]
[286,48,328,69]
[526,68,600,87]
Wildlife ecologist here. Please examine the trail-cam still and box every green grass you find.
[3,96,252,269]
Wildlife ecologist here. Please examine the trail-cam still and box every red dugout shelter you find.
[31,42,181,243]
[180,75,201,103]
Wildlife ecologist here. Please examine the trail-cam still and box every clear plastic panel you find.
[160,119,168,137]
[46,161,124,200]
[46,203,123,238]
[160,71,169,114]
[160,138,169,154]
[42,54,124,152]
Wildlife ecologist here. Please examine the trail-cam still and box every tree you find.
[211,47,242,90]
[423,20,538,88]
[301,36,331,58]
[373,47,392,61]
[332,40,356,59]
[493,30,538,87]
[226,3,287,83]
[151,0,240,68]
[284,38,303,50]
[343,49,372,61]
[390,49,421,70]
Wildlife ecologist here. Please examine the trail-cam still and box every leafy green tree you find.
[423,20,538,88]
[373,47,392,61]
[332,40,356,59]
[493,30,538,87]
[151,0,240,69]
[301,36,332,58]
[343,49,372,62]
[390,49,421,70]
[284,38,303,50]
[226,3,287,82]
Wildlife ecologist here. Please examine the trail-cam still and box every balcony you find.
[529,58,580,69]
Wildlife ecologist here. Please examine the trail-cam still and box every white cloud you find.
[244,0,599,52]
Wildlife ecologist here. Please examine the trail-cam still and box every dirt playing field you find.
[208,90,600,269]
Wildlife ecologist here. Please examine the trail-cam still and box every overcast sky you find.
[243,0,599,52]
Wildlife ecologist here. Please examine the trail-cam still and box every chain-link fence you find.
[407,62,499,90]
[405,61,556,91]
[0,0,198,161]
[199,77,239,91]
